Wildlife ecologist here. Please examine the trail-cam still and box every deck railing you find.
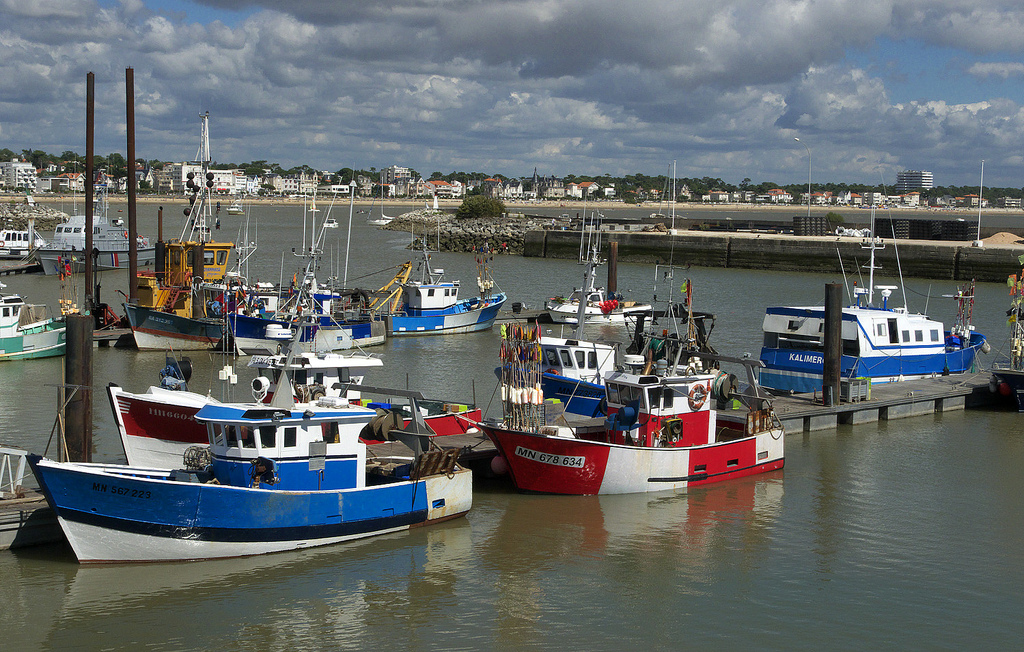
[0,446,30,497]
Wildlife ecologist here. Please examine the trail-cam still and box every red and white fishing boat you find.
[481,351,784,495]
[109,338,481,469]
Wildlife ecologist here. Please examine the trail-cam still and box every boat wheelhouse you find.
[759,285,987,393]
[0,227,45,259]
[383,248,505,335]
[0,285,66,361]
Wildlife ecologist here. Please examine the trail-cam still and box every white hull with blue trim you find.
[29,399,472,563]
[759,303,987,394]
[384,248,505,336]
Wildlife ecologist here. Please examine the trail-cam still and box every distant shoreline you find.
[22,194,1022,217]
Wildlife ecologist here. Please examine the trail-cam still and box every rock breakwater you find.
[381,209,553,254]
[0,202,68,233]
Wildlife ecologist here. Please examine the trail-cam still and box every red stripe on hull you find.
[117,396,207,445]
[483,426,610,495]
[688,458,785,487]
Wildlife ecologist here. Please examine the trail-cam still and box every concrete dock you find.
[524,229,1024,282]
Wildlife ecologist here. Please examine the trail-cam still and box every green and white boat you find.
[0,283,66,360]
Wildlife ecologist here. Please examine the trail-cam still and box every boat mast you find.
[181,112,212,243]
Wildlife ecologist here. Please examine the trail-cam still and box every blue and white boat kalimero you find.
[758,232,988,393]
[384,248,505,336]
[29,369,473,563]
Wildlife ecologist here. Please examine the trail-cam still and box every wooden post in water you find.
[84,72,95,315]
[126,67,138,302]
[608,240,618,295]
[823,282,842,406]
[155,206,165,282]
[64,314,93,462]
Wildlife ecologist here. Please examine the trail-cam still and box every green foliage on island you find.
[455,195,505,219]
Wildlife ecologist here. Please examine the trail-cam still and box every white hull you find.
[57,516,412,563]
[546,303,650,325]
[130,329,218,351]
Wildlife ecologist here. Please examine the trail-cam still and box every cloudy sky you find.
[2,0,1024,188]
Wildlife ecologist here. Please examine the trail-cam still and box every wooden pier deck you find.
[769,374,998,432]
[0,492,60,551]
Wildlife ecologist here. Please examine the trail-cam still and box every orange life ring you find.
[688,384,707,411]
[545,368,559,375]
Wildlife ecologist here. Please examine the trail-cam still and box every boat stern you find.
[420,466,473,524]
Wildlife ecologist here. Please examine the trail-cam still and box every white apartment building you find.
[895,170,933,194]
[0,159,38,190]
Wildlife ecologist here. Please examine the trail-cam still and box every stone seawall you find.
[523,229,1023,282]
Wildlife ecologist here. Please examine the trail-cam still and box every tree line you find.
[4,147,1020,202]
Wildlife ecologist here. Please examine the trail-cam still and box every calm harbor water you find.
[2,203,1023,650]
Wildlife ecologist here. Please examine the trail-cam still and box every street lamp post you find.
[974,159,985,247]
[795,137,811,217]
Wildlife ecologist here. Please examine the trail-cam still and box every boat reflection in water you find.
[36,520,473,650]
[479,471,784,638]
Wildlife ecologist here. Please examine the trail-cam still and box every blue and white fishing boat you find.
[383,247,505,336]
[759,224,988,393]
[29,358,473,563]
[227,193,386,354]
[0,283,66,360]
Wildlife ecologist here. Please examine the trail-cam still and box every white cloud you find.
[0,0,1023,185]
[967,62,1024,79]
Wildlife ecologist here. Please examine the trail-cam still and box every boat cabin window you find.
[225,425,238,446]
[649,387,673,408]
[915,330,923,342]
[293,369,308,384]
[787,320,800,331]
[239,426,255,449]
[2,307,8,317]
[887,319,899,344]
[876,323,886,338]
[217,250,227,265]
[575,350,586,367]
[93,227,100,234]
[314,372,325,385]
[74,227,82,233]
[931,329,940,342]
[427,289,435,297]
[203,250,215,265]
[259,425,276,448]
[588,351,597,368]
[284,427,297,448]
[607,382,643,407]
[902,330,910,343]
[212,424,225,446]
[558,350,572,367]
[322,422,340,443]
[543,348,559,366]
